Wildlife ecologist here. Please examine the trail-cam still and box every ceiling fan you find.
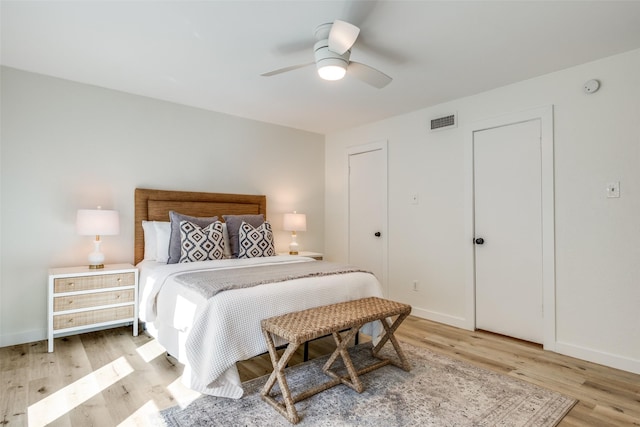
[261,20,392,89]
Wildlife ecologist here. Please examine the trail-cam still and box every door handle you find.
[474,238,484,245]
[374,232,381,237]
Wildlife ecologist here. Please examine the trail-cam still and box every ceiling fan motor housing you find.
[314,39,350,73]
[314,22,333,41]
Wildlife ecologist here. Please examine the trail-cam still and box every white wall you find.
[325,49,640,374]
[0,67,325,346]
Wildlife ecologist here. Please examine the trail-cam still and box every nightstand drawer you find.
[54,272,135,293]
[53,289,135,312]
[53,305,134,330]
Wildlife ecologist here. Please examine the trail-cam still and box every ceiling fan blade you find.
[261,62,315,77]
[328,20,360,55]
[348,61,392,89]
[273,38,315,55]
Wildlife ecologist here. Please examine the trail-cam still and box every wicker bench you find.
[260,296,412,424]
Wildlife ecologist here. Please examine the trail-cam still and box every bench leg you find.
[372,312,411,371]
[322,328,364,393]
[260,330,301,424]
[303,329,357,362]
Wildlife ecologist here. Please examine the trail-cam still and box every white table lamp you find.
[76,207,120,269]
[283,212,307,255]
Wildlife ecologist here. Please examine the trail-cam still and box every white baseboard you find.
[409,308,640,376]
[555,341,640,375]
[1,328,46,348]
[410,306,471,330]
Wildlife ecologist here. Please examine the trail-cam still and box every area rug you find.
[160,341,576,426]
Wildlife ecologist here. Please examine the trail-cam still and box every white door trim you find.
[464,106,556,350]
[347,140,389,297]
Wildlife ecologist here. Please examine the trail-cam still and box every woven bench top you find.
[261,296,411,343]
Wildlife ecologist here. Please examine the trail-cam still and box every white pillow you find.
[142,220,157,261]
[154,221,171,263]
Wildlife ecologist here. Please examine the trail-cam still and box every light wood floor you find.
[1,317,639,426]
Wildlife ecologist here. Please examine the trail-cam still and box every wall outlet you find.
[606,181,620,198]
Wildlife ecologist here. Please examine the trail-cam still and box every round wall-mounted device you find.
[583,79,600,94]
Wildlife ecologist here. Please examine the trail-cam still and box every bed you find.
[134,188,383,398]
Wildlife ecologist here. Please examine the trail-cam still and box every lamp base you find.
[289,234,300,256]
[88,239,105,270]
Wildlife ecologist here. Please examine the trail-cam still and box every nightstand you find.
[47,263,138,352]
[279,251,323,260]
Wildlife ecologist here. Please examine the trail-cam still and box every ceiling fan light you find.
[318,64,346,81]
[314,40,350,81]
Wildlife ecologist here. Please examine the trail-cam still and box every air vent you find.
[430,113,457,132]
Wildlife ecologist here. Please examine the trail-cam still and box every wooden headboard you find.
[134,188,267,264]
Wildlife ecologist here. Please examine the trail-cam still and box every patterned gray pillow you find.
[238,221,275,258]
[179,220,225,263]
[222,214,265,258]
[168,211,218,264]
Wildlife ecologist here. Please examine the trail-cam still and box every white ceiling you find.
[3,1,640,134]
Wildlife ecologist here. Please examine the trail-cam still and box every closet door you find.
[348,144,387,294]
[474,119,543,344]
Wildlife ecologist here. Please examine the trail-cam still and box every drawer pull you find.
[117,278,122,282]
[68,300,73,305]
[68,282,74,287]
[68,318,74,323]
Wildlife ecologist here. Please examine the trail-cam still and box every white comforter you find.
[137,255,383,398]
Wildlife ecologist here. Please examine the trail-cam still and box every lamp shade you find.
[283,212,307,232]
[76,209,120,236]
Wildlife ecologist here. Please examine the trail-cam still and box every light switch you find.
[606,182,620,198]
